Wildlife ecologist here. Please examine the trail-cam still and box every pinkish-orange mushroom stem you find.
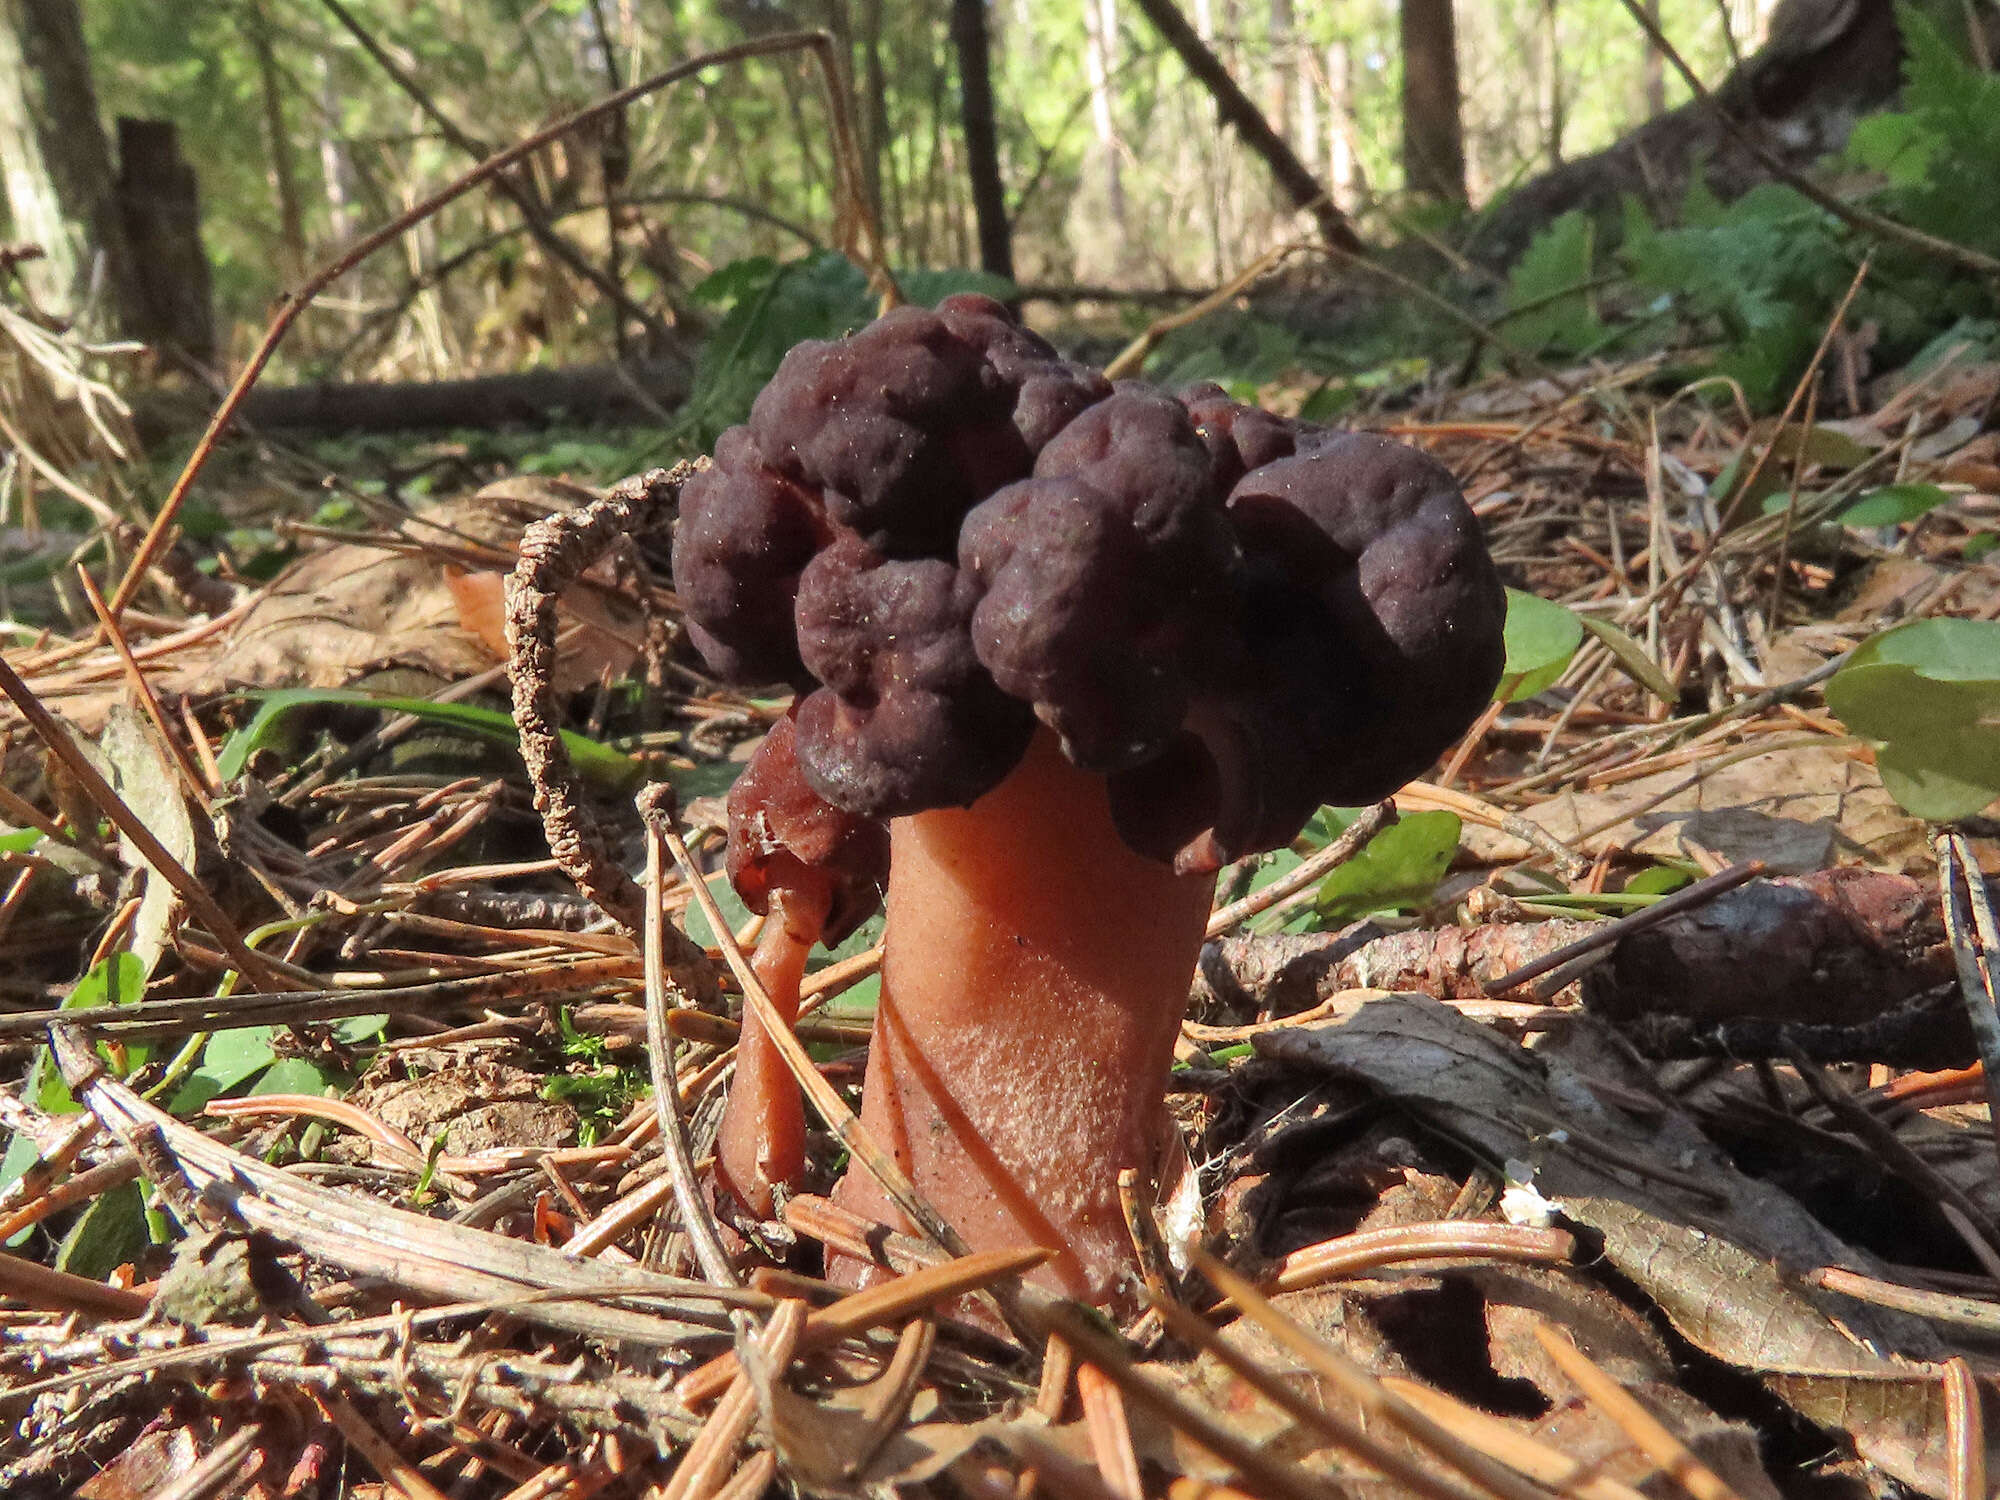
[714,876,832,1220]
[830,730,1215,1306]
[709,709,888,1225]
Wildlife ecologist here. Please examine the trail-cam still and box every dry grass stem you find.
[639,787,739,1288]
[1036,1298,1343,1500]
[1204,801,1395,937]
[318,1390,452,1500]
[1383,1380,1651,1500]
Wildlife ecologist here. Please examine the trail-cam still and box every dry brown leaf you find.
[72,1425,199,1500]
[1530,1383,1781,1500]
[202,535,495,692]
[197,480,644,696]
[1462,743,1931,873]
[348,1056,577,1160]
[1255,995,1973,1494]
[97,705,196,976]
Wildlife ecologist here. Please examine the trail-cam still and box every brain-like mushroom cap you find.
[1106,433,1506,869]
[1179,381,1300,492]
[793,535,1035,818]
[744,297,1108,557]
[676,300,1506,890]
[960,389,1243,773]
[671,430,827,686]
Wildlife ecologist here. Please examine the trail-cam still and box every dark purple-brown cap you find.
[678,300,1506,890]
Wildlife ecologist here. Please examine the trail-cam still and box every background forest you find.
[5,2,2000,1497]
[7,0,1774,391]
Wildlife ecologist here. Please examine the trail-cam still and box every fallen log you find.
[131,356,691,441]
[1195,869,1966,1066]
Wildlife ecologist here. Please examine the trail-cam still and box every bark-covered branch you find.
[951,0,1013,280]
[1126,0,1365,255]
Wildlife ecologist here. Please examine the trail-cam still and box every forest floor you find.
[0,307,1997,1500]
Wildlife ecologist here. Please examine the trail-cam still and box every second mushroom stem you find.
[715,880,832,1220]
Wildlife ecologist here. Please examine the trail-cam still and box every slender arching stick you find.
[108,30,892,620]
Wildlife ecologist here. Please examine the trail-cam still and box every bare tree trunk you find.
[1084,0,1127,236]
[950,0,1013,280]
[1266,0,1294,152]
[858,0,890,248]
[1128,0,1364,251]
[0,16,69,303]
[1400,0,1467,202]
[247,0,307,287]
[318,53,356,249]
[114,118,215,364]
[1194,0,1227,281]
[0,0,139,329]
[1296,28,1319,178]
[585,0,631,357]
[1643,0,1668,117]
[1542,0,1565,167]
[1326,39,1358,209]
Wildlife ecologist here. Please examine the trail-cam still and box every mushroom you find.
[711,708,887,1220]
[673,299,1506,1306]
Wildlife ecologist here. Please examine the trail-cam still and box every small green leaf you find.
[1966,533,1997,561]
[1240,848,1319,934]
[1835,483,1953,527]
[216,689,638,790]
[1,1132,41,1244]
[53,1181,149,1281]
[169,1027,280,1113]
[1827,619,2000,820]
[1576,614,1678,705]
[1844,617,2000,682]
[333,1014,389,1044]
[1623,863,1698,897]
[1316,812,1463,924]
[251,1058,345,1096]
[1497,590,1584,703]
[0,828,42,853]
[34,952,148,1114]
[678,870,754,950]
[1877,734,2000,821]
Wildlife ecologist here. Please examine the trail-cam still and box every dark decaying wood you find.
[131,356,692,441]
[1470,0,1922,266]
[114,117,214,364]
[1588,867,1964,1065]
[1196,870,1966,1066]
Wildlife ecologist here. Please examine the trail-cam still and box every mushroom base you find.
[830,731,1215,1306]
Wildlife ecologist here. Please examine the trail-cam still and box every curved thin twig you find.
[109,29,881,620]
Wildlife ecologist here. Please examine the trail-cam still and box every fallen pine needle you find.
[1528,1321,1746,1500]
[1258,1222,1576,1295]
[1197,1250,1558,1500]
[1383,1379,1650,1500]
